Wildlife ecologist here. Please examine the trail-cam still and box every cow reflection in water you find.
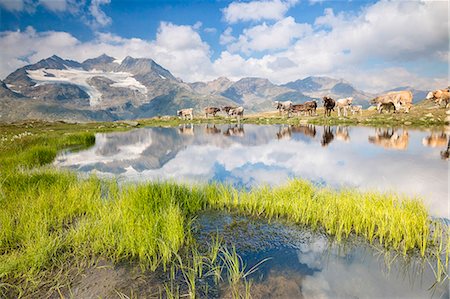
[321,126,334,147]
[276,124,317,140]
[276,125,292,140]
[335,126,350,142]
[223,124,244,137]
[204,124,221,134]
[368,128,409,150]
[422,132,448,147]
[422,131,450,160]
[178,124,194,135]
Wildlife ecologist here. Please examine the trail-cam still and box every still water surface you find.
[55,124,449,219]
[54,124,450,298]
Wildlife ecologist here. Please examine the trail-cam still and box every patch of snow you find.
[159,74,166,80]
[111,77,148,93]
[5,84,20,93]
[113,58,123,64]
[27,68,147,106]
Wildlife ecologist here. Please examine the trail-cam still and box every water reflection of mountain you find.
[56,125,285,174]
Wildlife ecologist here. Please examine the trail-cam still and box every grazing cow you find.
[228,106,244,121]
[274,101,293,116]
[223,124,244,137]
[321,126,334,147]
[351,105,363,115]
[204,107,221,118]
[371,91,413,113]
[336,97,353,117]
[322,96,336,117]
[335,126,350,142]
[221,106,237,117]
[422,132,448,147]
[426,89,450,108]
[205,124,221,134]
[368,128,409,150]
[178,124,194,135]
[290,103,307,116]
[177,108,193,120]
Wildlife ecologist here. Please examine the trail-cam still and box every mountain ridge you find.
[0,55,429,122]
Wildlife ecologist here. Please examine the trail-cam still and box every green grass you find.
[0,118,449,297]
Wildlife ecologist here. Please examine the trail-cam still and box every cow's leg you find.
[377,103,382,114]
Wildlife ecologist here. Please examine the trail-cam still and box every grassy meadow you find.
[0,115,449,297]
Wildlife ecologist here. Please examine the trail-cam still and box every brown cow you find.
[371,91,413,113]
[204,107,221,118]
[304,100,318,116]
[323,96,336,117]
[290,103,307,116]
[426,89,450,108]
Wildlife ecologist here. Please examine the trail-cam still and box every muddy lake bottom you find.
[62,210,449,299]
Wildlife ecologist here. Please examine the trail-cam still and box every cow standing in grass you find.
[426,89,450,108]
[274,101,293,117]
[177,108,193,120]
[221,106,236,117]
[204,107,221,118]
[371,91,413,113]
[351,105,363,115]
[323,96,336,117]
[228,106,244,122]
[336,97,353,117]
[304,100,318,116]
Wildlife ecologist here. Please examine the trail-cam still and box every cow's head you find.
[426,91,435,100]
[347,97,353,105]
[176,110,181,116]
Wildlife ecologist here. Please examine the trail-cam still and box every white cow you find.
[336,97,353,117]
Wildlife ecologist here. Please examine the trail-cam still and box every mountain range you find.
[0,54,428,122]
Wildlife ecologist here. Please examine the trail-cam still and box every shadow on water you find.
[194,210,449,299]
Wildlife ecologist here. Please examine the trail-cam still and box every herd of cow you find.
[176,87,450,120]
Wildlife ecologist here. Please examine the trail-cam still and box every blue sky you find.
[0,0,448,92]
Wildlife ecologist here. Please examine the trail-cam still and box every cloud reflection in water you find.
[54,124,449,218]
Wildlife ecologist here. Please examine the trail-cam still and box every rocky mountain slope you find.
[0,55,429,121]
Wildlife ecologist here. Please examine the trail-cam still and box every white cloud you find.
[0,0,25,11]
[219,27,236,45]
[0,0,111,29]
[39,0,67,12]
[222,0,299,23]
[88,0,111,28]
[216,0,449,91]
[0,22,214,82]
[225,17,312,54]
[204,27,217,34]
[0,1,447,92]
